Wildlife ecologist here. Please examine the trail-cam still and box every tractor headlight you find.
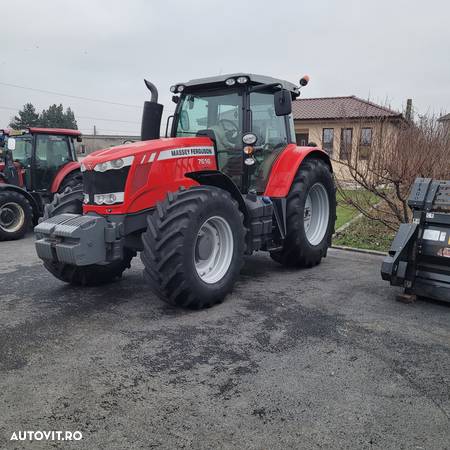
[225,78,236,86]
[80,162,86,172]
[237,76,248,84]
[94,156,134,172]
[94,192,124,205]
[177,85,185,92]
[83,193,89,204]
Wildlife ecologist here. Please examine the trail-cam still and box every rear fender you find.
[0,184,41,220]
[264,144,332,198]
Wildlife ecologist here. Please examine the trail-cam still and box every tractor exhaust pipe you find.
[141,79,163,141]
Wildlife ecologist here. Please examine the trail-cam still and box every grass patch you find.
[335,189,378,230]
[333,216,395,252]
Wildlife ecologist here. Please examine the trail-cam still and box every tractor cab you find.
[168,74,307,193]
[3,128,81,191]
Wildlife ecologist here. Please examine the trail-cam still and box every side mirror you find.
[7,137,16,151]
[76,135,83,142]
[274,89,292,116]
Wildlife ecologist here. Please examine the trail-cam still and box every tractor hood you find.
[81,136,214,171]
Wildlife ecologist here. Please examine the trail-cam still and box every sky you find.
[1,0,449,135]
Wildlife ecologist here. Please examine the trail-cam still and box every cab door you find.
[32,134,72,191]
[247,91,289,193]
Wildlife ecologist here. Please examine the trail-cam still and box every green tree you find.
[40,104,78,129]
[9,103,40,129]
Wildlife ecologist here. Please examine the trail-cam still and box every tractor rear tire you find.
[270,158,336,267]
[41,188,134,286]
[141,186,245,308]
[0,190,33,241]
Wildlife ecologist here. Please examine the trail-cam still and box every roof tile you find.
[292,96,402,120]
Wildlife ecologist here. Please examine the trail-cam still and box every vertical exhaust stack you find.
[141,80,164,141]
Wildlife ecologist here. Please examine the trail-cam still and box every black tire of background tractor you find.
[41,187,134,286]
[270,158,336,268]
[0,190,33,241]
[58,171,83,193]
[141,186,246,309]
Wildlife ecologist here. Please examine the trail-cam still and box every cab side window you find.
[250,92,288,151]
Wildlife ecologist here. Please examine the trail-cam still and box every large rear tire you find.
[41,188,134,286]
[141,186,245,308]
[0,190,33,241]
[270,158,336,267]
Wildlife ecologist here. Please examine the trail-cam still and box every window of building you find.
[360,128,372,146]
[296,131,309,146]
[340,128,353,160]
[359,127,373,160]
[322,128,334,155]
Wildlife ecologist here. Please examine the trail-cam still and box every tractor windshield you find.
[175,90,243,185]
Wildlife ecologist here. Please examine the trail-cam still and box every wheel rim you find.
[194,216,234,284]
[0,202,25,233]
[304,183,330,246]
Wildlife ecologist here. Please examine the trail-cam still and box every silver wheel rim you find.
[304,183,330,246]
[0,202,25,233]
[194,216,234,284]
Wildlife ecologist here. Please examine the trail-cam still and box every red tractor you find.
[0,127,82,240]
[35,74,336,308]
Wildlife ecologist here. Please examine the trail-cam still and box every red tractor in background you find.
[0,127,82,240]
[35,73,336,308]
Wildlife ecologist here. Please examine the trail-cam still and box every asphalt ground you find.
[0,235,449,449]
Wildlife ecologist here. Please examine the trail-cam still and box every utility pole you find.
[93,125,97,136]
[405,99,413,121]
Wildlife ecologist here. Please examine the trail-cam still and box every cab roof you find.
[28,127,81,136]
[175,73,300,96]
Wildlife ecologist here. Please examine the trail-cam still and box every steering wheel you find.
[218,119,239,146]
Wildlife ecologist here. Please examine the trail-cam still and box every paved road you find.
[0,235,449,449]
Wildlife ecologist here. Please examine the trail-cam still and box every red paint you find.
[28,128,81,137]
[50,161,81,193]
[264,144,331,197]
[82,137,217,215]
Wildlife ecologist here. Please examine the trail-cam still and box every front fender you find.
[264,144,332,198]
[50,161,81,193]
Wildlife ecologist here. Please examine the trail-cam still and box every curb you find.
[331,245,387,256]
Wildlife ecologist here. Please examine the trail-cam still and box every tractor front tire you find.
[58,171,83,193]
[270,158,336,267]
[0,190,33,241]
[41,188,134,286]
[141,186,245,308]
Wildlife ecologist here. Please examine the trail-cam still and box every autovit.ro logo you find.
[10,430,82,442]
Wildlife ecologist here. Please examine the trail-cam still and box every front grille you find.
[83,167,130,203]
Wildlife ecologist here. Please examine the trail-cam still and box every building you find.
[76,134,140,156]
[292,96,404,179]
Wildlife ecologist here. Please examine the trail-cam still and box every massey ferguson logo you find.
[158,146,215,161]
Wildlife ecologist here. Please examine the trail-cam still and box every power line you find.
[0,105,140,124]
[0,81,141,108]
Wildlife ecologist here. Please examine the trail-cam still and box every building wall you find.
[76,135,140,156]
[294,119,399,181]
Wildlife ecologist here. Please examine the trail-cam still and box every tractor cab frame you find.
[168,74,300,194]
